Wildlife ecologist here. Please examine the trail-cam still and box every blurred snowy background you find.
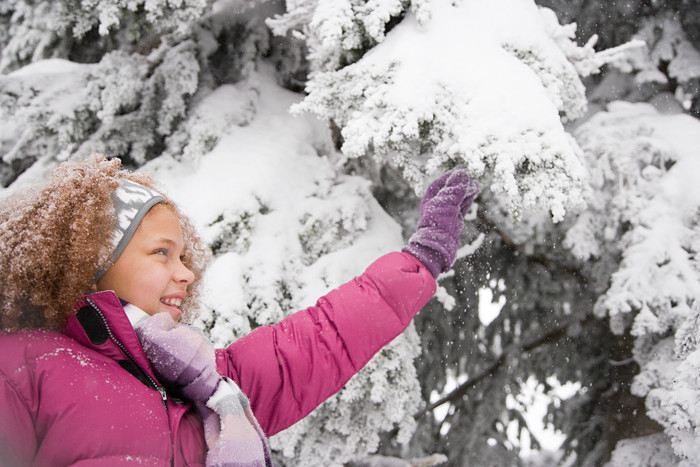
[1,0,699,465]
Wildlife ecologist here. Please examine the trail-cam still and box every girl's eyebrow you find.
[153,237,177,244]
[149,237,184,249]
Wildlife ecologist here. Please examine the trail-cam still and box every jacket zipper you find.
[86,297,169,412]
[85,297,175,466]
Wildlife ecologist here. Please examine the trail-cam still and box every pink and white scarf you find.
[134,312,272,467]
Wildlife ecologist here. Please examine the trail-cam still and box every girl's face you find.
[94,204,194,322]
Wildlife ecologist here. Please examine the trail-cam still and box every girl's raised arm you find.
[216,167,478,436]
[216,251,436,436]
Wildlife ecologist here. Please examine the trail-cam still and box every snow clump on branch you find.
[272,0,613,222]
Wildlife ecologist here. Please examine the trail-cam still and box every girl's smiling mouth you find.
[160,296,183,308]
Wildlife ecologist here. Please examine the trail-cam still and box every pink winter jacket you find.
[0,252,435,466]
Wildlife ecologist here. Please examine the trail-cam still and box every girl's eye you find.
[154,249,169,256]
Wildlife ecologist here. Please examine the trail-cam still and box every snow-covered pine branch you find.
[280,0,605,222]
[567,101,700,462]
[0,0,208,73]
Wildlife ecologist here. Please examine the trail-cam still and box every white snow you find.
[2,0,700,464]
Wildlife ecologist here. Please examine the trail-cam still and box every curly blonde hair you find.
[0,154,210,331]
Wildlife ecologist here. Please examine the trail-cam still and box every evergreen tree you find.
[1,1,700,466]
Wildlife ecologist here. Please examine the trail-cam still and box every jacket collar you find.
[64,291,157,383]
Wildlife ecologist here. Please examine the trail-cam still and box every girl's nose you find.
[175,260,195,285]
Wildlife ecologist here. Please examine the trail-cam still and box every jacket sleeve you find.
[215,251,436,437]
[0,370,37,467]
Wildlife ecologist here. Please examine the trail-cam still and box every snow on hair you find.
[0,154,210,331]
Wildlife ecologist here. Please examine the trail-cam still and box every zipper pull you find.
[158,386,168,405]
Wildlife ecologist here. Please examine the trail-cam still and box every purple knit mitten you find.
[402,168,479,278]
[135,312,219,402]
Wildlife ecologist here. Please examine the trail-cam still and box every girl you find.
[0,154,478,466]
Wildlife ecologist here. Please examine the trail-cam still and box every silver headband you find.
[94,179,165,282]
